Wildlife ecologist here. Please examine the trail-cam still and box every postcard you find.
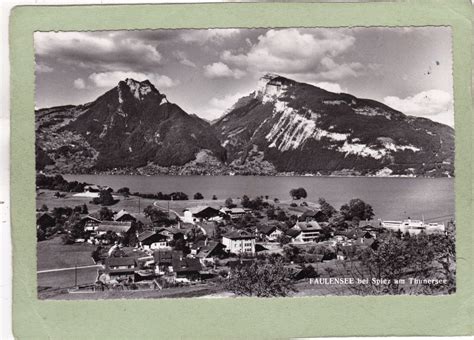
[35,26,455,299]
[10,1,473,338]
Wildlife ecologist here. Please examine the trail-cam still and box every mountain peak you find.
[119,78,160,101]
[255,73,292,103]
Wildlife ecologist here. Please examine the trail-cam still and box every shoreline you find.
[42,171,453,179]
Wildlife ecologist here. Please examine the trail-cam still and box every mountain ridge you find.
[35,75,454,177]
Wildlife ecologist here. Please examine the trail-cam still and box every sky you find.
[35,27,454,126]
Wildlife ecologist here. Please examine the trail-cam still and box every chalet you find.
[81,215,101,233]
[153,250,183,275]
[171,257,203,282]
[155,227,186,242]
[196,241,227,264]
[289,221,322,243]
[96,221,133,237]
[222,230,256,254]
[114,209,136,222]
[255,225,283,242]
[183,206,222,223]
[358,220,382,232]
[299,209,325,222]
[36,212,55,230]
[104,256,137,281]
[137,230,169,250]
[220,207,246,220]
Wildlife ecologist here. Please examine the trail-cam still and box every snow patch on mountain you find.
[337,138,421,159]
[337,141,387,159]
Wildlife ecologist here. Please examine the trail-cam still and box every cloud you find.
[35,63,53,73]
[221,28,359,81]
[73,78,86,89]
[181,29,240,45]
[203,92,247,120]
[173,51,196,68]
[88,71,178,89]
[34,31,162,72]
[383,89,454,126]
[313,82,346,93]
[203,62,246,79]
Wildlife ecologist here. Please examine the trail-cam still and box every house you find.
[358,220,382,231]
[195,241,227,264]
[222,230,256,254]
[290,221,322,243]
[299,209,325,222]
[220,207,246,220]
[255,225,283,242]
[104,256,137,281]
[137,230,169,250]
[171,257,203,282]
[155,226,186,242]
[153,250,183,275]
[182,206,222,223]
[96,221,133,237]
[81,215,101,233]
[36,212,55,230]
[114,209,136,222]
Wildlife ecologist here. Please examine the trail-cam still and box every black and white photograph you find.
[34,27,455,300]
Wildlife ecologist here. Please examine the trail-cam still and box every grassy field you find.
[38,267,99,290]
[39,283,223,300]
[37,189,316,218]
[37,236,96,271]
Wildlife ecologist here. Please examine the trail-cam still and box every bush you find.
[290,188,307,200]
[194,192,204,200]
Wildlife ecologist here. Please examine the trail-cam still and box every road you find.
[37,264,102,274]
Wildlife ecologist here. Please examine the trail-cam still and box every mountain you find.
[213,74,454,177]
[36,75,454,177]
[36,79,226,173]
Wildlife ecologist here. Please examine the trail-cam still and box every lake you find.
[64,175,454,222]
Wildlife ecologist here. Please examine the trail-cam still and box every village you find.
[36,176,451,299]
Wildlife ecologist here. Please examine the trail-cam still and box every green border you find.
[10,1,473,338]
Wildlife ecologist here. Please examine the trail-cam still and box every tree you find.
[117,187,130,197]
[276,210,288,222]
[289,187,307,200]
[40,204,48,212]
[93,190,116,206]
[224,259,296,297]
[266,208,276,220]
[241,195,250,208]
[81,203,88,214]
[212,195,218,200]
[99,207,114,221]
[193,192,204,200]
[340,198,374,221]
[225,197,236,208]
[329,212,347,230]
[318,198,336,221]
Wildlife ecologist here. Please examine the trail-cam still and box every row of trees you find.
[36,174,88,193]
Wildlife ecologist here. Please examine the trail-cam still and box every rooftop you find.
[222,230,255,240]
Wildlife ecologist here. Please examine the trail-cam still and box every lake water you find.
[64,175,454,222]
